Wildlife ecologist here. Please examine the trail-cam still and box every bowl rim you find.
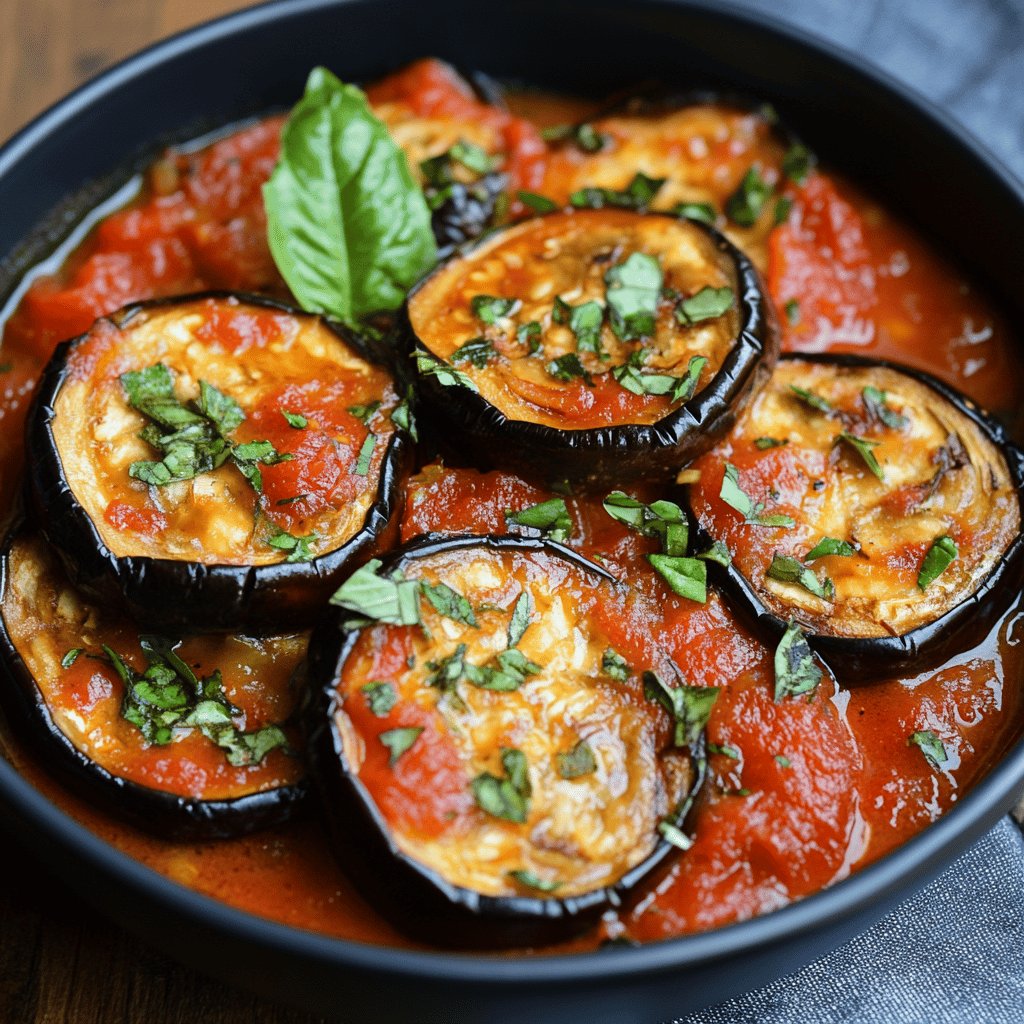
[2,0,1023,990]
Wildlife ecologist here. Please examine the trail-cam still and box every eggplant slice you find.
[0,525,308,839]
[307,534,709,947]
[688,354,1024,678]
[403,209,777,492]
[27,292,413,635]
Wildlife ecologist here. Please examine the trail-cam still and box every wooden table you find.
[2,2,1022,1021]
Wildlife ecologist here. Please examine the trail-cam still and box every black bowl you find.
[2,1,1023,1021]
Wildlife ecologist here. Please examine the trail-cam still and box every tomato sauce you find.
[0,59,1021,953]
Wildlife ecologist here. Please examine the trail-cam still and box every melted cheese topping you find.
[540,104,788,270]
[409,209,740,428]
[1,534,305,799]
[691,360,1021,637]
[336,545,691,898]
[53,297,397,565]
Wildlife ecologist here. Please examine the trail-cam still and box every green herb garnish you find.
[917,536,958,590]
[643,671,719,748]
[648,554,707,603]
[361,681,397,717]
[517,190,558,214]
[862,386,909,430]
[908,729,949,769]
[557,740,597,780]
[414,349,479,391]
[508,869,562,892]
[837,432,884,481]
[602,648,631,681]
[421,580,478,627]
[507,590,532,647]
[329,558,421,626]
[719,463,795,528]
[767,553,834,601]
[471,295,520,324]
[805,537,856,560]
[379,726,423,766]
[472,748,531,823]
[352,432,376,476]
[725,166,773,226]
[773,620,821,702]
[789,384,832,414]
[451,336,495,368]
[671,201,716,225]
[569,172,664,212]
[282,410,308,429]
[603,492,688,556]
[505,498,572,542]
[604,252,663,340]
[675,286,734,326]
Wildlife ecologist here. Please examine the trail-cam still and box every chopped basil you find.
[908,729,949,769]
[775,754,791,768]
[390,397,417,440]
[507,590,532,647]
[657,820,693,851]
[553,298,605,354]
[517,321,543,351]
[719,463,795,528]
[773,620,822,702]
[837,432,885,481]
[361,681,397,717]
[451,336,495,368]
[517,190,558,214]
[266,524,318,562]
[648,554,707,603]
[282,410,308,429]
[675,286,734,326]
[643,671,720,748]
[426,644,467,699]
[379,726,423,766]
[546,353,593,385]
[697,540,732,567]
[754,436,788,450]
[263,68,436,327]
[602,492,688,556]
[452,138,501,174]
[421,580,478,627]
[604,253,663,341]
[352,432,376,476]
[569,172,664,212]
[784,299,800,325]
[917,535,958,590]
[543,122,609,153]
[348,401,380,423]
[329,558,421,626]
[557,739,597,780]
[773,195,793,225]
[782,143,815,186]
[465,648,541,692]
[505,497,572,542]
[414,349,479,391]
[471,294,520,324]
[707,742,741,759]
[725,166,773,226]
[767,553,835,601]
[862,386,909,430]
[671,201,716,225]
[472,748,531,823]
[508,869,562,892]
[789,384,832,414]
[602,647,631,681]
[805,537,856,560]
[612,353,707,403]
[61,648,83,669]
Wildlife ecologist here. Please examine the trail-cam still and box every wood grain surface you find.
[0,7,330,1021]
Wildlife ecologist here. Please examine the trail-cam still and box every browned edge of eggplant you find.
[689,352,1024,681]
[305,532,707,948]
[24,291,415,636]
[0,512,310,840]
[398,213,779,494]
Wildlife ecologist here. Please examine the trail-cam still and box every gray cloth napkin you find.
[673,1,1024,1020]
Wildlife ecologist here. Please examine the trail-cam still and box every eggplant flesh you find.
[689,355,1024,676]
[27,292,413,635]
[308,534,703,946]
[0,528,307,840]
[403,210,777,492]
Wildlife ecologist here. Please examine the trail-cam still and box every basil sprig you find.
[773,620,821,702]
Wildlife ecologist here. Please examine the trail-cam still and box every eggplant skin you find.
[306,533,698,948]
[692,353,1024,681]
[0,520,309,841]
[399,214,779,493]
[24,291,415,636]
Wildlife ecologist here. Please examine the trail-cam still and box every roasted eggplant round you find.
[0,524,307,839]
[402,209,778,492]
[26,292,414,635]
[687,354,1024,677]
[307,533,710,947]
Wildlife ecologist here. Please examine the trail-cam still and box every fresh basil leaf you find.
[464,648,541,692]
[426,644,467,699]
[472,748,531,822]
[782,143,815,185]
[862,386,909,430]
[767,554,834,601]
[282,409,308,429]
[908,729,949,769]
[917,535,958,590]
[707,742,741,759]
[545,353,593,385]
[198,380,246,435]
[557,739,597,779]
[805,537,856,560]
[602,491,688,556]
[449,138,499,175]
[505,498,572,542]
[671,201,716,225]
[568,300,606,354]
[725,166,773,226]
[612,354,706,402]
[789,384,832,414]
[784,299,800,325]
[266,524,318,563]
[379,726,424,766]
[604,253,663,340]
[569,172,664,212]
[361,681,397,717]
[675,286,734,326]
[351,432,376,476]
[543,122,609,153]
[422,580,478,627]
[517,190,558,214]
[643,671,719,748]
[390,396,417,440]
[719,463,795,528]
[516,320,543,352]
[773,620,821,702]
[697,540,731,567]
[348,400,381,423]
[648,554,707,603]
[414,349,479,391]
[507,590,532,647]
[602,648,631,681]
[837,432,885,481]
[471,294,520,325]
[774,195,793,225]
[508,869,562,892]
[263,67,436,326]
[329,558,421,625]
[754,436,788,450]
[61,648,83,669]
[775,754,791,768]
